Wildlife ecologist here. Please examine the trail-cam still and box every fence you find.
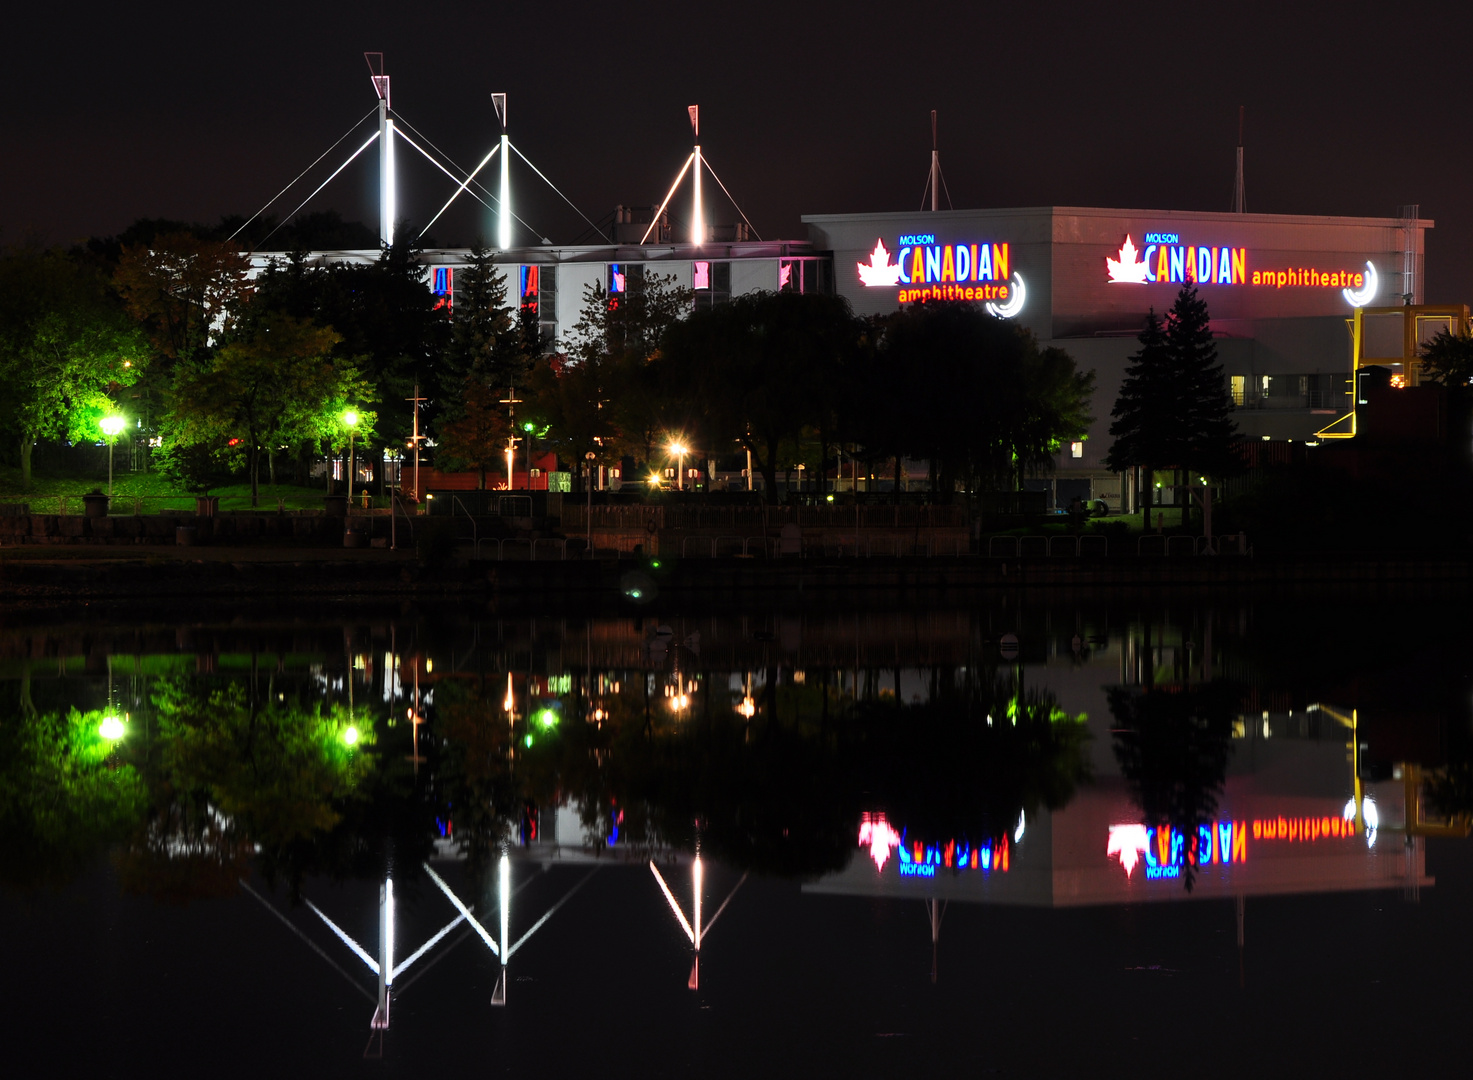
[561,503,969,531]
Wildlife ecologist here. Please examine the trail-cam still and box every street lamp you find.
[100,415,125,498]
[523,421,535,490]
[344,410,359,503]
[668,440,687,492]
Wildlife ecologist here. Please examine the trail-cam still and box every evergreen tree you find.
[1105,309,1172,525]
[1163,284,1238,525]
[440,245,513,403]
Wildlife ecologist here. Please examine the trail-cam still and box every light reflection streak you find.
[423,863,499,956]
[650,860,696,943]
[304,897,381,973]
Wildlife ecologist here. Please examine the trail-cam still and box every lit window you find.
[1230,375,1246,406]
[1070,441,1083,459]
[693,261,710,290]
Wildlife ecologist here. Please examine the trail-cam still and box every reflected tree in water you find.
[0,707,146,888]
[1109,683,1236,892]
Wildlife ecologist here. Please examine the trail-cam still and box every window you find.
[430,266,453,310]
[1069,441,1083,459]
[693,261,731,312]
[780,259,833,294]
[1230,375,1246,406]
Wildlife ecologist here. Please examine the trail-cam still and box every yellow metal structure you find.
[1315,304,1470,440]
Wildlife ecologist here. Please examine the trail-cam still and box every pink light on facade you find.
[859,812,903,872]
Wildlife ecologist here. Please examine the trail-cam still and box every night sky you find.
[9,2,1473,299]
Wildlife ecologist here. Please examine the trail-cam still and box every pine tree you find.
[1163,285,1238,526]
[1105,309,1172,526]
[440,245,513,404]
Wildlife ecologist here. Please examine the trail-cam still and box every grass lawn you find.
[0,467,336,513]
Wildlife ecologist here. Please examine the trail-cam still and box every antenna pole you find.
[689,105,703,245]
[493,94,511,249]
[1232,105,1246,214]
[930,110,939,213]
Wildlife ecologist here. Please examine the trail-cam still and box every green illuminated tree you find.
[0,706,147,888]
[165,314,368,505]
[0,247,147,486]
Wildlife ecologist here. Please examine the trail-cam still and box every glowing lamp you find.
[536,708,558,729]
[523,734,534,748]
[99,715,125,740]
[100,416,126,438]
[737,696,756,719]
[343,725,360,746]
[344,410,359,427]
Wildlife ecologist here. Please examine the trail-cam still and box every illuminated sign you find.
[1105,235,1379,307]
[858,812,1011,877]
[1108,820,1248,879]
[1251,815,1358,842]
[857,237,1028,318]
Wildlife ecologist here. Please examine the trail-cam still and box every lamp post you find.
[668,440,687,492]
[523,421,535,490]
[100,415,126,498]
[585,450,596,553]
[344,410,359,504]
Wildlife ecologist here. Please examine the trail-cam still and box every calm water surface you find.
[4,594,1471,1076]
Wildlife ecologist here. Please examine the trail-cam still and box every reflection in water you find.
[2,601,1471,1065]
[1108,683,1236,892]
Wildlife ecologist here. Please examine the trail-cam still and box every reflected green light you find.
[523,734,534,748]
[650,559,662,569]
[99,715,125,740]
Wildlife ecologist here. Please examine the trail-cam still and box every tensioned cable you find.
[419,143,498,238]
[700,157,763,241]
[393,127,497,213]
[392,122,541,237]
[258,129,381,247]
[394,113,514,212]
[510,143,610,242]
[229,106,380,242]
[640,153,695,244]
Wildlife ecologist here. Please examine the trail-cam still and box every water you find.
[4,594,1471,1076]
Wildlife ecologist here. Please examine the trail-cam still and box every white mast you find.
[493,93,511,249]
[689,105,703,245]
[366,53,394,247]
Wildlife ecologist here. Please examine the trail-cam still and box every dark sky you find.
[9,1,1473,299]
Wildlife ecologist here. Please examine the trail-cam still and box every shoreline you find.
[1,546,1468,607]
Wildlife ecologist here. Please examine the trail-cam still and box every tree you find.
[166,314,365,505]
[1420,326,1473,446]
[0,247,146,485]
[661,290,863,501]
[114,231,249,367]
[541,271,692,480]
[1164,284,1238,524]
[249,237,450,494]
[865,301,1092,502]
[1107,288,1238,527]
[1105,309,1172,525]
[1109,683,1236,893]
[439,245,514,401]
[435,377,511,489]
